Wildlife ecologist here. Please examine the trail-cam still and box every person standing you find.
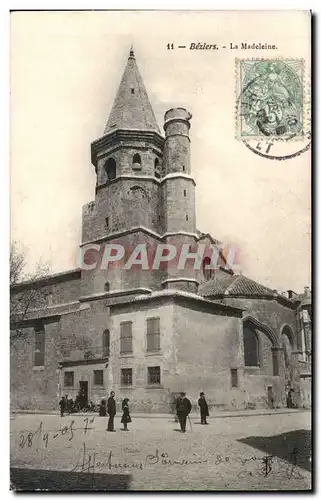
[67,397,74,415]
[107,391,116,431]
[198,392,209,424]
[121,398,131,431]
[64,395,70,415]
[99,399,107,416]
[59,396,66,417]
[267,386,275,409]
[286,388,295,408]
[176,392,192,433]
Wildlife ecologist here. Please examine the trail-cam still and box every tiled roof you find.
[198,274,276,298]
[104,48,161,135]
[198,273,235,296]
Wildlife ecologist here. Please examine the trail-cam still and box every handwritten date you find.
[19,417,95,451]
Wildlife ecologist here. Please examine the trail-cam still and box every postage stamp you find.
[236,59,306,142]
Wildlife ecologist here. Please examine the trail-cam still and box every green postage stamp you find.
[236,59,306,141]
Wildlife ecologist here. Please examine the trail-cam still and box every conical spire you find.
[104,48,161,135]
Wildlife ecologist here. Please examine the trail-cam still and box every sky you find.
[10,10,311,293]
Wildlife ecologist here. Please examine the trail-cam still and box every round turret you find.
[164,108,192,138]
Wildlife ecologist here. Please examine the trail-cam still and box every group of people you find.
[59,395,73,416]
[176,392,209,432]
[59,394,96,416]
[98,391,209,433]
[59,390,210,433]
[99,392,132,431]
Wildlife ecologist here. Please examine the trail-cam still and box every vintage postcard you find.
[10,10,312,491]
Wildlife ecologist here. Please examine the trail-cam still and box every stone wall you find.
[221,297,298,345]
[10,318,62,411]
[82,177,163,243]
[108,299,175,412]
[162,177,196,234]
[80,231,167,297]
[172,302,245,410]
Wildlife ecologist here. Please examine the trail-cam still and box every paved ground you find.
[10,411,312,491]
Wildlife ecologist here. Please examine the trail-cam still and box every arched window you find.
[132,153,141,169]
[154,158,161,179]
[102,329,110,357]
[105,158,116,181]
[202,256,214,281]
[104,282,110,292]
[243,323,259,366]
[282,326,294,348]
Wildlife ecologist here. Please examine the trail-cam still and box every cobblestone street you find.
[10,410,311,491]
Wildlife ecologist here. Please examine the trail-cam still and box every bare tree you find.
[10,241,51,345]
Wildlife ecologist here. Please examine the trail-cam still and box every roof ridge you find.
[225,274,239,293]
[241,274,275,293]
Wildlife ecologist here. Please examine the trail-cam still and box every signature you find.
[236,448,305,480]
[71,443,306,480]
[71,444,208,474]
[19,417,95,451]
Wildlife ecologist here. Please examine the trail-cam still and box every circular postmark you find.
[242,134,311,161]
[237,59,311,160]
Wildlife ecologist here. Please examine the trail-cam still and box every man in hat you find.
[176,392,192,433]
[198,392,209,424]
[107,391,116,431]
[59,396,66,417]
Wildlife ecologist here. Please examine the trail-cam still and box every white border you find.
[4,3,318,500]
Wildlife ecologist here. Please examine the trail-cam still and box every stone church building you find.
[10,49,311,412]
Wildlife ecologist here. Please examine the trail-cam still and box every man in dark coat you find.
[99,399,107,416]
[176,392,192,433]
[107,391,116,431]
[286,388,295,408]
[198,392,209,424]
[59,396,66,417]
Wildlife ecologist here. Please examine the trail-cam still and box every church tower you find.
[81,49,198,296]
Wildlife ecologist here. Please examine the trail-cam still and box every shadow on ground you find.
[10,468,131,491]
[238,430,311,472]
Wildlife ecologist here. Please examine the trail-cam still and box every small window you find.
[231,369,238,388]
[94,370,104,386]
[184,190,186,197]
[154,158,161,179]
[102,329,110,356]
[182,165,185,172]
[105,158,116,181]
[104,282,110,292]
[105,217,109,229]
[132,153,141,167]
[47,292,53,306]
[147,317,160,351]
[302,309,310,323]
[131,88,135,94]
[272,350,279,376]
[121,368,132,386]
[186,214,188,221]
[34,322,45,367]
[64,371,74,387]
[148,366,161,385]
[120,321,133,354]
